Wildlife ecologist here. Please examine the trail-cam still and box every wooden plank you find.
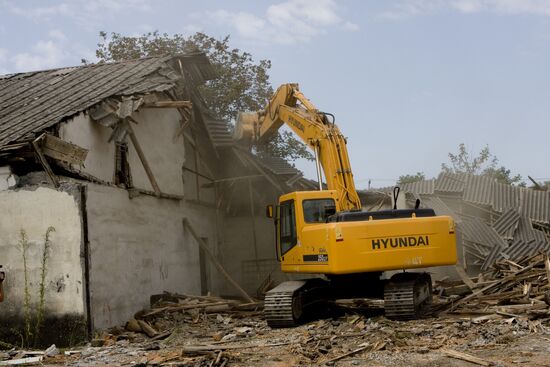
[0,356,43,366]
[450,263,535,310]
[31,137,59,188]
[144,101,192,109]
[136,319,158,338]
[41,133,88,165]
[455,264,475,290]
[545,255,550,288]
[440,348,493,366]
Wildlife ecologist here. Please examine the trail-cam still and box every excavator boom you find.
[236,83,361,211]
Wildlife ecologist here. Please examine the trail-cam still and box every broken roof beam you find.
[31,135,59,188]
[126,120,161,196]
[143,100,193,109]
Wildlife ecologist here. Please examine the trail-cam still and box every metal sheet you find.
[521,188,550,224]
[419,195,461,223]
[459,218,507,255]
[492,208,520,240]
[463,174,494,206]
[399,179,435,195]
[492,182,520,213]
[434,172,468,193]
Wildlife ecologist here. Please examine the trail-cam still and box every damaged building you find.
[0,53,313,345]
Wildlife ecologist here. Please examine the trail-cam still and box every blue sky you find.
[1,0,549,188]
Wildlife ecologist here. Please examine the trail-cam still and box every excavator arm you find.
[235,83,361,211]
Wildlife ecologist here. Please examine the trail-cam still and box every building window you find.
[114,141,132,188]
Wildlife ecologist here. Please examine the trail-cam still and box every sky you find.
[1,0,549,188]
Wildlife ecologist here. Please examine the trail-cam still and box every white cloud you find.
[380,0,550,19]
[343,21,360,31]
[0,31,94,73]
[48,29,67,41]
[452,0,550,15]
[203,0,358,45]
[2,0,153,30]
[12,40,68,72]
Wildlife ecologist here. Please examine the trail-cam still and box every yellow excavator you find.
[236,84,457,327]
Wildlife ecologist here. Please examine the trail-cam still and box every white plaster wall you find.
[85,183,219,329]
[59,109,185,196]
[0,187,84,317]
[59,112,115,183]
[128,108,185,196]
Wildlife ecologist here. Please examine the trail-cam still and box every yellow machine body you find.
[276,191,457,275]
[236,83,459,324]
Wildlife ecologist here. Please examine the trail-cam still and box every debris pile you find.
[1,285,549,366]
[436,255,550,325]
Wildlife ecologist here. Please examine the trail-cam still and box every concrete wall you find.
[0,185,86,345]
[85,183,220,329]
[59,108,186,196]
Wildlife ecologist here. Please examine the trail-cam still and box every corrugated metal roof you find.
[400,179,435,195]
[514,215,536,243]
[434,172,468,193]
[463,174,494,206]
[0,53,214,148]
[520,188,550,224]
[492,208,520,240]
[481,243,506,271]
[419,195,461,222]
[492,182,519,213]
[460,218,507,254]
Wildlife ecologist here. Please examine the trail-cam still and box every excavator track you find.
[264,279,329,328]
[384,273,432,320]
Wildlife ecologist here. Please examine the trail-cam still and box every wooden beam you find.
[182,219,254,303]
[31,135,59,188]
[41,133,88,165]
[126,121,161,196]
[440,348,493,366]
[144,101,192,109]
[455,264,475,290]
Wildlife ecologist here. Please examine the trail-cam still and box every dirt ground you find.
[30,304,550,367]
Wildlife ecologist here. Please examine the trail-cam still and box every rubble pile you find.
[0,285,547,366]
[437,254,550,321]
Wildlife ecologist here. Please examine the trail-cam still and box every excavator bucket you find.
[233,111,259,143]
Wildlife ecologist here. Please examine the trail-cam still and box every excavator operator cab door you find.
[277,200,297,261]
[274,190,340,263]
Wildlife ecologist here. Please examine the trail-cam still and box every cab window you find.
[279,200,297,255]
[303,198,336,223]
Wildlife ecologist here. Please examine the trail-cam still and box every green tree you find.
[442,143,523,185]
[397,172,426,185]
[94,31,312,161]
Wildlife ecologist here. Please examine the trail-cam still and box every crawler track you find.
[384,273,432,320]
